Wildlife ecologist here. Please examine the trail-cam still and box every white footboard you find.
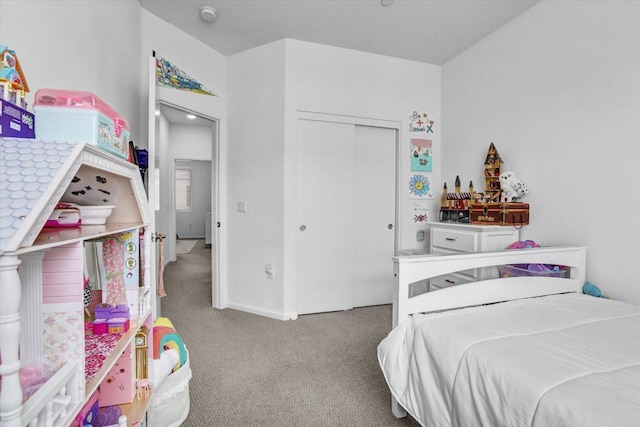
[392,246,587,327]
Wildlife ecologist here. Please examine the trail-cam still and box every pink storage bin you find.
[33,88,130,159]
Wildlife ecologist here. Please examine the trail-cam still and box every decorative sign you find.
[156,56,216,96]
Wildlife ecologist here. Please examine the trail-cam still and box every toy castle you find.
[439,175,478,222]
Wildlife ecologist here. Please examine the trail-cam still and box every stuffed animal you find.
[499,171,529,202]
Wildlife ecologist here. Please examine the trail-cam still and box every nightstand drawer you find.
[431,228,478,252]
[430,273,473,291]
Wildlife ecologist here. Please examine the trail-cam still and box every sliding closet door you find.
[352,125,396,307]
[296,119,356,314]
[296,119,396,315]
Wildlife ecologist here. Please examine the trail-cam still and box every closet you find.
[0,138,154,427]
[295,119,397,315]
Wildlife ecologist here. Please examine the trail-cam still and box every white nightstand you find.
[428,222,520,291]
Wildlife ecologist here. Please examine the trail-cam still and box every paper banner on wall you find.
[156,55,217,96]
[408,111,435,134]
[411,138,432,172]
[408,173,433,199]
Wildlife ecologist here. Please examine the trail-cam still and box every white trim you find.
[226,302,295,321]
[155,100,225,310]
[296,110,401,129]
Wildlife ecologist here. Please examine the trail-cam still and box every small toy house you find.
[439,175,476,222]
[0,45,29,108]
[484,142,503,202]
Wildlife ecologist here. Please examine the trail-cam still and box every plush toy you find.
[583,281,608,298]
[499,170,529,202]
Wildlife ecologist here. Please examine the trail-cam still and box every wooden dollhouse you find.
[483,142,503,202]
[0,138,154,427]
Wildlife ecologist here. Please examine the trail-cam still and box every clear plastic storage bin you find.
[499,264,568,278]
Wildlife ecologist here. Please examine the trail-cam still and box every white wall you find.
[0,0,143,141]
[283,40,441,318]
[175,159,211,239]
[140,9,228,307]
[442,0,640,305]
[227,41,287,319]
[226,39,441,319]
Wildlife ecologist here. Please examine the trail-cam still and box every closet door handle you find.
[388,224,393,230]
[299,225,307,232]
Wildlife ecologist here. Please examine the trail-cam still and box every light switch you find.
[237,201,247,213]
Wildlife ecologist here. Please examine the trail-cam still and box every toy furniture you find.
[378,246,640,426]
[0,137,154,427]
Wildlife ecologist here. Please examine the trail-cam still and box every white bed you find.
[378,246,640,427]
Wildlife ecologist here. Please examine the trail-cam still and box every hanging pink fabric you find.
[157,236,167,297]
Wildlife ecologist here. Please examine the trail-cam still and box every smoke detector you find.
[200,6,217,23]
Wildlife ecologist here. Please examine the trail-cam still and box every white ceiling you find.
[139,0,540,65]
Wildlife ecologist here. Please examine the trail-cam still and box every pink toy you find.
[92,304,130,335]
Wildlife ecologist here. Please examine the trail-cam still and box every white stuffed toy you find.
[499,171,529,202]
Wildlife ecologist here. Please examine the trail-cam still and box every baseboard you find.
[226,302,294,321]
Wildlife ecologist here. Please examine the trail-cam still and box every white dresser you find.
[428,222,520,291]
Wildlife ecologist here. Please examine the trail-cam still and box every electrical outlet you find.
[265,264,274,280]
[237,201,248,213]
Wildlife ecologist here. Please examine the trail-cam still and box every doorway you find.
[155,102,219,312]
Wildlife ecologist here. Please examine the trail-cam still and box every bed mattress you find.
[378,293,640,427]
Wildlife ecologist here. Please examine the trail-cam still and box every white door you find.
[296,119,396,315]
[296,120,356,314]
[353,125,396,307]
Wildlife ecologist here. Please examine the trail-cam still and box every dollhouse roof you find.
[0,138,151,255]
[0,45,30,92]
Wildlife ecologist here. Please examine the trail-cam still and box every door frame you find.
[286,110,401,319]
[155,100,222,310]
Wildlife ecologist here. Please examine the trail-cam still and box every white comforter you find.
[378,293,640,427]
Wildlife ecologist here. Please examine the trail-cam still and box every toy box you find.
[470,202,529,227]
[0,98,35,138]
[33,88,129,159]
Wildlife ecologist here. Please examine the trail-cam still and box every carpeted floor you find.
[161,240,419,426]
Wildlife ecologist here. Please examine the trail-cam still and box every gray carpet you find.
[161,240,419,426]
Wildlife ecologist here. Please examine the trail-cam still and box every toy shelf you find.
[18,223,146,254]
[59,310,152,426]
[118,391,153,427]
